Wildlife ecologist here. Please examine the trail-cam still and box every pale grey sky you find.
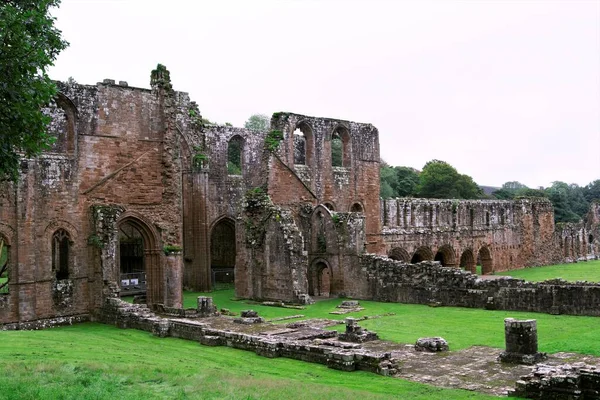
[49,0,600,188]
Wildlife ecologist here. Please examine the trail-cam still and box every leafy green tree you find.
[0,0,68,180]
[394,166,420,197]
[546,182,580,222]
[416,160,482,199]
[244,114,270,131]
[583,180,600,203]
[380,163,399,198]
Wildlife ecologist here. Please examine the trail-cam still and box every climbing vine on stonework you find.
[265,130,284,152]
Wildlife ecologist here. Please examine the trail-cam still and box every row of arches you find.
[293,122,351,168]
[388,245,493,274]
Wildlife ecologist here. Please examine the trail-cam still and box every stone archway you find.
[411,246,433,263]
[210,217,236,289]
[459,249,476,273]
[389,247,410,262]
[308,260,331,298]
[477,246,493,275]
[117,215,162,306]
[434,245,456,267]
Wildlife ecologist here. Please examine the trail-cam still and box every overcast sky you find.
[49,0,600,189]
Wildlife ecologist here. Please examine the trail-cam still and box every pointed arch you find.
[117,213,161,305]
[227,135,244,175]
[331,124,351,168]
[210,216,236,288]
[293,120,314,167]
[52,229,72,280]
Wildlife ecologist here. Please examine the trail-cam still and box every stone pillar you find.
[499,318,547,364]
[197,296,217,317]
[165,253,182,308]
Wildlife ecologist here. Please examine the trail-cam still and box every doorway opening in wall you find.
[119,221,146,296]
[477,246,493,275]
[211,218,236,290]
[309,261,331,298]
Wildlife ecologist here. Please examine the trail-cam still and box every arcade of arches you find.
[388,245,495,275]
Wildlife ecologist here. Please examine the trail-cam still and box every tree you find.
[394,166,420,197]
[244,114,270,131]
[379,163,398,199]
[416,160,482,199]
[0,1,68,180]
[583,180,600,203]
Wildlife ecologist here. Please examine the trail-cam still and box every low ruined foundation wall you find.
[347,255,600,316]
[0,314,90,331]
[97,298,396,375]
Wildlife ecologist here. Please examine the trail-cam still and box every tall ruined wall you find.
[556,202,600,262]
[0,75,188,325]
[269,113,382,253]
[379,197,561,273]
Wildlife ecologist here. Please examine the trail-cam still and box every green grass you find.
[185,289,600,355]
[495,259,600,282]
[0,323,492,399]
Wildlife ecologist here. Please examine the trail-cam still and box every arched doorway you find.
[118,221,146,296]
[308,260,331,297]
[411,246,433,263]
[210,218,236,289]
[459,249,476,273]
[477,246,493,275]
[434,245,456,267]
[116,215,161,305]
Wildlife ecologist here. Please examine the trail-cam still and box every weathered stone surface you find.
[500,318,547,365]
[510,363,600,399]
[0,67,599,330]
[415,337,449,352]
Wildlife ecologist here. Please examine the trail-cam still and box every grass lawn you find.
[183,289,600,355]
[0,323,493,400]
[495,259,600,282]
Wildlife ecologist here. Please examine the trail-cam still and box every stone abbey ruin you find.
[0,65,599,328]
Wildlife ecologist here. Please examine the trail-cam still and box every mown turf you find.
[495,259,600,282]
[182,289,600,355]
[0,323,492,399]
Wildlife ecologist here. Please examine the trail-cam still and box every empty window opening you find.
[350,203,363,213]
[485,212,490,227]
[331,132,343,167]
[0,238,8,294]
[119,222,146,295]
[469,209,475,228]
[293,128,306,165]
[227,136,243,175]
[52,229,71,280]
[211,219,236,289]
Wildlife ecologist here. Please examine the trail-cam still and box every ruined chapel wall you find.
[379,198,560,272]
[270,113,382,252]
